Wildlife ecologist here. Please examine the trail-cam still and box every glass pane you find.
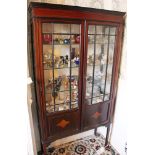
[88,25,95,34]
[42,23,53,45]
[109,36,115,44]
[86,24,116,104]
[92,43,108,103]
[96,35,103,44]
[71,24,80,34]
[44,70,54,94]
[43,45,53,69]
[54,23,70,34]
[105,27,109,35]
[96,25,103,34]
[46,94,54,113]
[88,35,94,44]
[42,23,52,33]
[43,22,81,113]
[110,27,116,35]
[104,43,115,101]
[86,41,94,100]
[71,43,80,106]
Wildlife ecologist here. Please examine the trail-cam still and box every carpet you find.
[47,134,120,155]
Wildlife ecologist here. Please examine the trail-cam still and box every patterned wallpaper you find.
[28,0,127,12]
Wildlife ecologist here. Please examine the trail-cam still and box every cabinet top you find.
[29,2,126,16]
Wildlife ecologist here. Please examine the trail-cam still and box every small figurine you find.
[64,39,70,44]
[64,55,69,65]
[75,35,80,43]
[64,95,70,103]
[46,79,53,89]
[88,55,93,65]
[42,34,52,44]
[54,56,60,68]
[71,48,75,59]
[59,38,64,44]
[52,91,58,97]
[87,76,93,83]
[63,76,69,89]
[59,56,65,67]
[72,90,78,100]
[74,55,80,65]
[53,38,59,44]
[70,35,75,44]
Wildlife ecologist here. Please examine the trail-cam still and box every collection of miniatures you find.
[43,48,80,68]
[46,75,78,97]
[42,34,80,45]
[45,75,78,112]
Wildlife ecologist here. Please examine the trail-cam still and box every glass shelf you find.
[88,34,116,36]
[43,43,80,45]
[45,88,78,94]
[44,66,79,70]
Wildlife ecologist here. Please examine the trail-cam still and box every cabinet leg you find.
[94,127,100,136]
[94,128,97,136]
[43,144,47,155]
[105,126,111,151]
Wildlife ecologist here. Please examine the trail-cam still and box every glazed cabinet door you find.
[41,20,83,139]
[83,22,119,130]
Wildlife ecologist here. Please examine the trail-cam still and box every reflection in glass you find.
[110,27,116,35]
[42,23,52,33]
[88,25,95,34]
[85,25,117,105]
[54,23,70,34]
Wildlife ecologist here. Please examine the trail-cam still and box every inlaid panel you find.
[47,111,80,137]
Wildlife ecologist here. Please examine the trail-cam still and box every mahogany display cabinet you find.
[28,2,125,154]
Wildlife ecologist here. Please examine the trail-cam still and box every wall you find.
[27,0,127,154]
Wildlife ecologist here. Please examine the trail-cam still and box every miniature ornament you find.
[64,55,69,65]
[71,48,75,59]
[42,34,52,44]
[63,39,70,44]
[88,55,93,65]
[71,35,75,44]
[54,38,59,44]
[74,56,80,65]
[75,35,80,43]
[59,38,64,44]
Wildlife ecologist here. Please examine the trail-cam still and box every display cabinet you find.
[29,2,125,154]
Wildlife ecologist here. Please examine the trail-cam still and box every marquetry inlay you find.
[92,112,101,119]
[57,119,70,128]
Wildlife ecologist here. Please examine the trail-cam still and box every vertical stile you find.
[69,24,72,109]
[91,25,97,105]
[52,22,55,111]
[103,27,110,101]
